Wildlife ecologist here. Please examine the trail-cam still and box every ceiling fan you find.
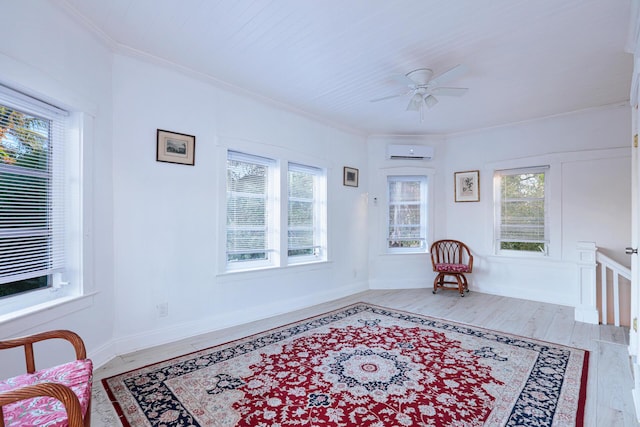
[371,64,468,121]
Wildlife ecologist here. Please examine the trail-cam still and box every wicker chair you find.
[430,239,474,297]
[0,330,92,427]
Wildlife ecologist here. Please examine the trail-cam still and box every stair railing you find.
[596,250,631,327]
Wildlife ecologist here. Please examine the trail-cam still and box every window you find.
[225,151,327,272]
[226,151,277,269]
[0,89,68,300]
[494,166,548,254]
[387,176,428,253]
[288,163,326,262]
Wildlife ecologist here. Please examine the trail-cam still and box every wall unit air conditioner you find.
[387,144,434,160]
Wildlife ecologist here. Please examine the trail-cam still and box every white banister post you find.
[575,241,599,324]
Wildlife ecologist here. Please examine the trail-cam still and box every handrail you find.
[596,251,631,279]
[596,250,631,326]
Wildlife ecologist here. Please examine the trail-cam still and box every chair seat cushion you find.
[0,359,92,427]
[435,263,470,273]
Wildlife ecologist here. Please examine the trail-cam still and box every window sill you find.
[382,251,429,256]
[217,260,332,281]
[487,254,564,264]
[0,292,97,338]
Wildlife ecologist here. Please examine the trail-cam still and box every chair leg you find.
[461,273,469,293]
[455,274,465,296]
[433,273,441,294]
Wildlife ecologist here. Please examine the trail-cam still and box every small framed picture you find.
[343,166,359,187]
[156,129,195,166]
[454,170,480,202]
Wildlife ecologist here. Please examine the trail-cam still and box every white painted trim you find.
[374,165,436,256]
[0,293,97,338]
[471,283,575,307]
[0,52,98,116]
[446,102,630,138]
[0,75,96,321]
[634,388,640,423]
[574,307,599,324]
[101,282,367,361]
[87,340,117,372]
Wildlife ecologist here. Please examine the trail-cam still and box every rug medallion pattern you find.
[103,303,588,426]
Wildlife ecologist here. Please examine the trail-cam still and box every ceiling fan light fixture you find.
[373,64,467,122]
[424,94,438,109]
[406,93,423,111]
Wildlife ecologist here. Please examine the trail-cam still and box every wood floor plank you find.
[90,289,640,426]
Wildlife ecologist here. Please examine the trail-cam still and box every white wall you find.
[366,106,630,307]
[441,105,631,306]
[0,2,115,374]
[0,2,632,377]
[366,136,446,289]
[110,55,369,354]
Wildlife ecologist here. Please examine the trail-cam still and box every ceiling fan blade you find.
[430,64,467,86]
[430,87,468,97]
[369,92,409,102]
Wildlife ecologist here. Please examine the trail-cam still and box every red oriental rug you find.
[103,303,589,426]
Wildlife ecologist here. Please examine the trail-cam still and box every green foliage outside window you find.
[288,169,315,257]
[0,276,48,298]
[498,170,546,253]
[0,106,49,169]
[500,242,545,252]
[388,178,425,250]
[0,105,51,297]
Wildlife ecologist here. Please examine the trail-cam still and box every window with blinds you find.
[0,89,67,298]
[387,176,428,253]
[226,151,276,267]
[494,166,549,254]
[288,163,325,261]
[225,151,327,272]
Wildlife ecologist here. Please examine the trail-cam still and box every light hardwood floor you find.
[91,289,639,426]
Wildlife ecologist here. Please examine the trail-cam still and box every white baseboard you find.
[574,306,599,325]
[88,340,117,371]
[90,281,368,369]
[633,388,640,422]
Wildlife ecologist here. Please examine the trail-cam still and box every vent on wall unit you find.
[387,144,434,160]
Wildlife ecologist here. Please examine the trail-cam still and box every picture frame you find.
[343,166,359,187]
[156,129,195,166]
[454,170,480,202]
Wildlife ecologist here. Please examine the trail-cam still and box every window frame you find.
[226,150,279,271]
[0,84,86,318]
[386,175,429,254]
[224,148,328,274]
[287,162,327,265]
[493,165,550,257]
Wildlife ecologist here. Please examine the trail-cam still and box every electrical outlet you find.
[158,302,169,317]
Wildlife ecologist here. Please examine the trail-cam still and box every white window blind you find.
[226,151,275,265]
[495,166,549,253]
[0,86,68,290]
[288,163,323,259]
[387,176,427,252]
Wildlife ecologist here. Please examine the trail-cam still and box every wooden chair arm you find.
[0,330,86,374]
[0,383,84,427]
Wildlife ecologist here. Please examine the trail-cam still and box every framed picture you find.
[343,166,359,187]
[156,129,195,166]
[454,170,480,202]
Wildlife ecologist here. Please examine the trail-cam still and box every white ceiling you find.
[59,0,633,136]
